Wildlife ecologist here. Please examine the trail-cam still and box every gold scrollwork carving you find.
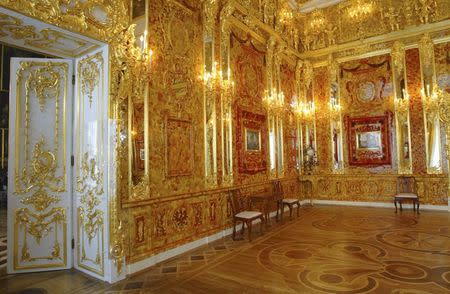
[15,61,68,195]
[14,207,67,268]
[0,0,129,43]
[76,153,104,275]
[0,12,96,57]
[18,139,62,211]
[78,52,103,107]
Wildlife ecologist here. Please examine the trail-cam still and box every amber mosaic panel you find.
[313,66,331,173]
[406,48,427,175]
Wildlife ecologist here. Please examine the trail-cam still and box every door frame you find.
[1,6,122,283]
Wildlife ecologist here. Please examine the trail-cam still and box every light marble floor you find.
[0,205,449,294]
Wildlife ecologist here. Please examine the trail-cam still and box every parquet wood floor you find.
[1,205,449,293]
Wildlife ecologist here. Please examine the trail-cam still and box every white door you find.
[7,58,73,273]
[73,47,109,279]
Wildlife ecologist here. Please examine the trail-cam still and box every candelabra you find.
[395,89,410,116]
[292,100,315,123]
[201,62,235,96]
[421,84,441,117]
[329,97,341,121]
[263,90,285,115]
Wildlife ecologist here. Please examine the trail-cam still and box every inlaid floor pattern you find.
[0,205,449,293]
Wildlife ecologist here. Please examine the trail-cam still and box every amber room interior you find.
[0,0,449,293]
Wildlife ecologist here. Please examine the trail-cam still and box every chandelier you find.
[347,0,374,20]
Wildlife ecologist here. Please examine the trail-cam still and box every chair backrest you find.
[397,176,417,194]
[228,189,248,215]
[271,180,283,200]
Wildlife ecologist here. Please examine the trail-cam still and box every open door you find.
[7,58,73,273]
[73,47,110,280]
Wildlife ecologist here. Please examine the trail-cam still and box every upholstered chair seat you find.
[235,211,263,219]
[229,189,264,242]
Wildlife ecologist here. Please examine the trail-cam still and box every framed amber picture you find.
[245,128,261,152]
[237,108,267,174]
[346,113,392,166]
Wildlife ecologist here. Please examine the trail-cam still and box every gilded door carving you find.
[7,58,73,272]
[73,48,108,278]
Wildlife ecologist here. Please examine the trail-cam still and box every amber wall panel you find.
[281,63,299,178]
[338,54,395,174]
[313,174,447,204]
[313,66,331,173]
[434,42,450,92]
[406,48,427,175]
[125,2,303,262]
[230,38,269,185]
[310,50,448,205]
[147,0,205,197]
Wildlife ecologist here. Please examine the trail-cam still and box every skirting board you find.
[309,199,449,211]
[127,207,291,275]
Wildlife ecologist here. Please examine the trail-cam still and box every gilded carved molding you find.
[0,0,130,42]
[298,0,449,54]
[76,153,105,276]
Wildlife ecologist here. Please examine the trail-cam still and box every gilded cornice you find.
[298,0,450,60]
[0,0,130,42]
[225,0,302,61]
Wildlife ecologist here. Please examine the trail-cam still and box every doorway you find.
[0,7,114,282]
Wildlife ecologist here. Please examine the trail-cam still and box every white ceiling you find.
[0,7,103,58]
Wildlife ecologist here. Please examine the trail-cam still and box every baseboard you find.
[310,199,449,211]
[127,207,291,275]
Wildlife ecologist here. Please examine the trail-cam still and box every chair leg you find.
[278,201,282,221]
[281,203,284,222]
[248,221,252,242]
[241,222,245,235]
[297,202,300,217]
[232,219,236,240]
[276,202,279,222]
[417,201,420,214]
[260,216,264,235]
[394,200,397,213]
[400,201,403,211]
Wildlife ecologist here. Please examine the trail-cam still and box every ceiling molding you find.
[0,7,104,58]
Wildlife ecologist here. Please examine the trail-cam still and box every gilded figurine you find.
[416,0,437,24]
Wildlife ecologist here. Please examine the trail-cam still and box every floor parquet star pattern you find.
[0,205,449,293]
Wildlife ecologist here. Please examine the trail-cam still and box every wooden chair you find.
[271,180,283,222]
[228,189,264,241]
[394,176,420,214]
[274,180,301,220]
